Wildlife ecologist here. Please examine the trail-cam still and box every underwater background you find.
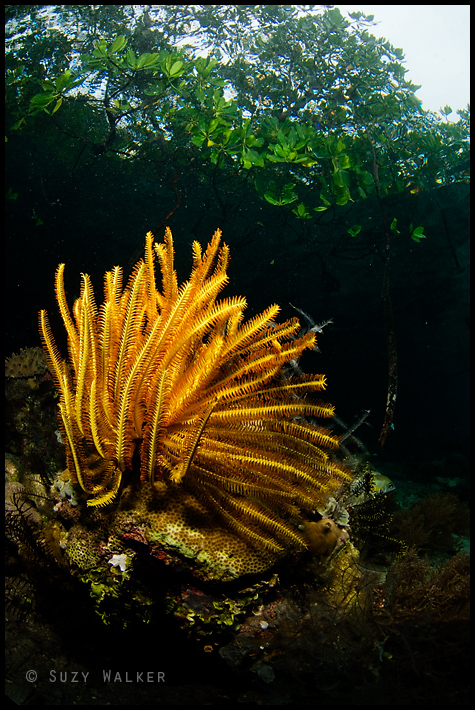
[5,5,470,706]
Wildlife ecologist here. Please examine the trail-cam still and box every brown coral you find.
[5,347,47,378]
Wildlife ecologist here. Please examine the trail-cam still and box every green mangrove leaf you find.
[264,192,280,205]
[54,70,71,92]
[137,53,160,69]
[335,194,351,206]
[109,35,127,55]
[410,225,426,242]
[242,147,264,169]
[126,49,137,69]
[169,60,184,77]
[52,97,63,114]
[347,224,362,237]
[390,217,400,235]
[264,185,298,205]
[293,202,312,219]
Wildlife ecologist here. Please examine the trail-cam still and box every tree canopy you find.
[5,4,470,221]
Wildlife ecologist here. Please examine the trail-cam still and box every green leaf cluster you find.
[5,5,470,217]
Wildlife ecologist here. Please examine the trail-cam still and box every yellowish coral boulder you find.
[113,483,284,581]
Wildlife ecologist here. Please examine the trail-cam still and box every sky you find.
[335,4,470,117]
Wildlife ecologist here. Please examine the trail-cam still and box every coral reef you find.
[5,355,470,705]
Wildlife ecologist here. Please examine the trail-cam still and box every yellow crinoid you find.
[39,228,351,554]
